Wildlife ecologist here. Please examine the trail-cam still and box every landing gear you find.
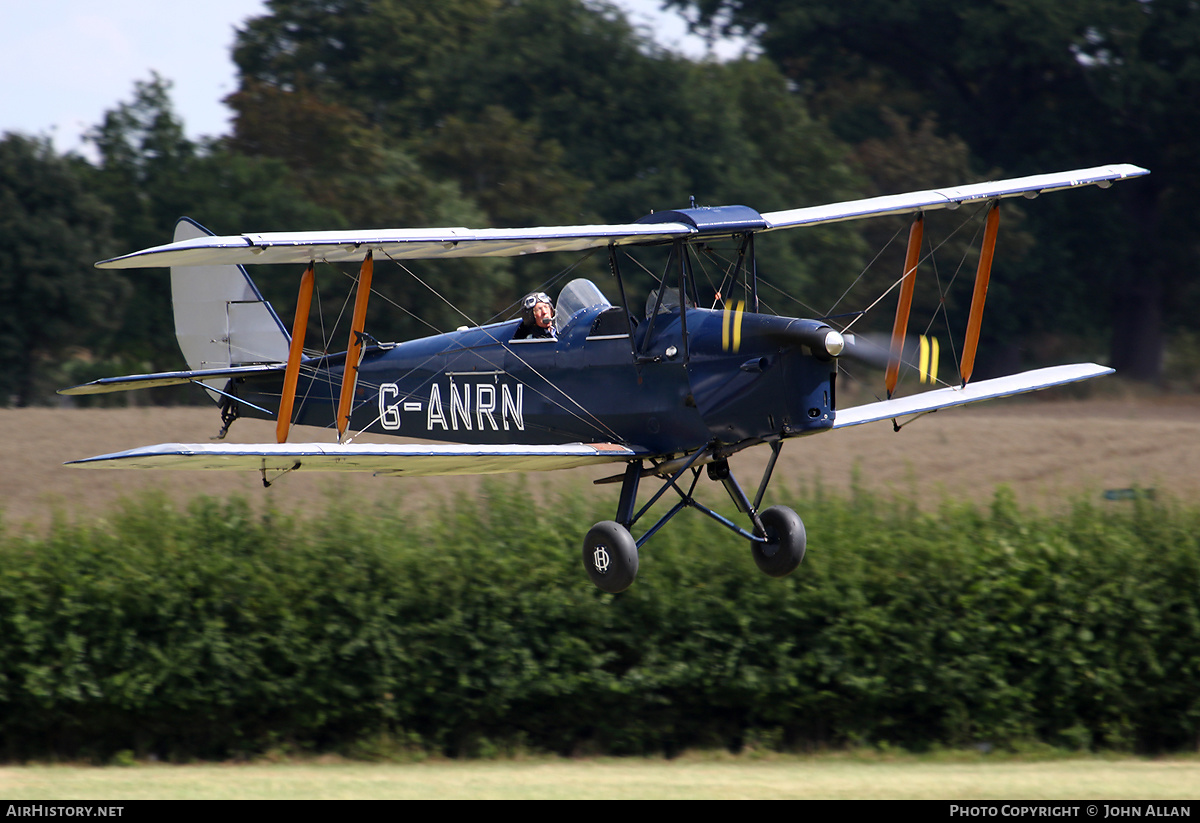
[582,521,639,593]
[582,441,806,591]
[751,505,806,577]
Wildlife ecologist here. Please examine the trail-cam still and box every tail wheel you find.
[583,521,639,593]
[751,505,806,578]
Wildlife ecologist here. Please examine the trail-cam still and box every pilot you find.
[514,291,556,339]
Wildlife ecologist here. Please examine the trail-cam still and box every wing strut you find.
[337,253,373,441]
[885,214,924,398]
[277,264,315,444]
[745,233,759,313]
[960,202,1000,385]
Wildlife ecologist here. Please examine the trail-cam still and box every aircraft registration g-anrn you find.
[62,163,1148,592]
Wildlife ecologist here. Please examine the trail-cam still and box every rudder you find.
[170,217,289,400]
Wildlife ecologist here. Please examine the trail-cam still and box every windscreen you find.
[555,278,612,331]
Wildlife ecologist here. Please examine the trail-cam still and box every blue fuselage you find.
[235,302,837,456]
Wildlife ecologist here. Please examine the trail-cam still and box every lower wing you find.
[66,442,642,477]
[832,363,1112,429]
[64,365,1110,474]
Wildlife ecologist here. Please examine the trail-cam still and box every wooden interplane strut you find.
[885,215,924,398]
[960,203,1000,385]
[276,264,315,444]
[337,253,373,440]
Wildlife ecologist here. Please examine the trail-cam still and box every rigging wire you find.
[233,199,1000,441]
[483,248,600,326]
[374,251,625,444]
[209,263,651,441]
[823,221,910,319]
[883,204,991,395]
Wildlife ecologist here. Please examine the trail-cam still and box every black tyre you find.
[582,521,639,593]
[751,505,806,578]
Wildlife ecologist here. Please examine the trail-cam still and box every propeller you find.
[839,332,944,385]
[724,311,940,384]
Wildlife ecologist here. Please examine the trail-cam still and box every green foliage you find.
[674,0,1200,379]
[225,0,866,330]
[18,0,1200,397]
[233,0,502,132]
[0,133,126,406]
[83,75,343,373]
[1,484,1198,761]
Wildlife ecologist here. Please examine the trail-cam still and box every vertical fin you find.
[170,217,289,404]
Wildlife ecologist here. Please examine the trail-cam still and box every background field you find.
[4,387,1199,798]
[3,755,1199,800]
[7,386,1199,531]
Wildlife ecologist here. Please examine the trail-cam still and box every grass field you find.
[7,390,1200,532]
[6,391,1199,799]
[3,754,1198,799]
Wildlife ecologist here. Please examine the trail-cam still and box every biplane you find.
[61,164,1148,592]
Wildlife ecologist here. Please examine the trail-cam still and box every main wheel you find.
[751,505,806,578]
[582,521,639,593]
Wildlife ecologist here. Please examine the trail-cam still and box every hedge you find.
[1,482,1197,760]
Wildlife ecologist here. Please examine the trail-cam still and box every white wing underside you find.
[66,442,642,477]
[832,363,1114,428]
[95,165,1148,269]
[760,165,1147,229]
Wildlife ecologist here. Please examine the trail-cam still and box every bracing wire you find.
[372,251,624,444]
[278,251,609,448]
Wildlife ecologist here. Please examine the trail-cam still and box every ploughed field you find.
[4,390,1198,531]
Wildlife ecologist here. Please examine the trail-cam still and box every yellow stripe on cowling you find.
[722,304,732,351]
[732,301,744,353]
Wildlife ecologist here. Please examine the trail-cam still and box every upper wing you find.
[832,363,1113,429]
[95,164,1148,269]
[762,164,1148,230]
[65,441,641,477]
[95,222,696,269]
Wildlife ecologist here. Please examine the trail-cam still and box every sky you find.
[1,1,750,159]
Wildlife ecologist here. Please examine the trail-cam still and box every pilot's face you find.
[533,301,553,328]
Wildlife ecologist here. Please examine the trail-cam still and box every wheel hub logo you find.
[593,545,610,574]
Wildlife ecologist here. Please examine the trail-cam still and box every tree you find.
[672,0,1200,380]
[86,76,346,372]
[226,0,868,328]
[0,134,126,406]
[417,106,591,230]
[232,0,502,131]
[226,77,519,342]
